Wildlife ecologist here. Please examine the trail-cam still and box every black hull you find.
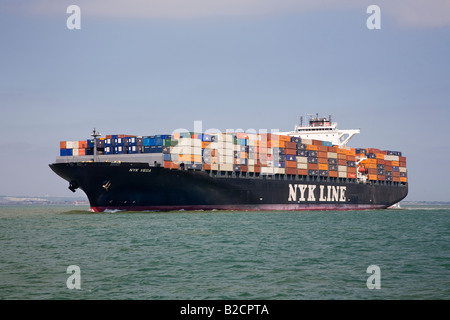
[49,162,408,212]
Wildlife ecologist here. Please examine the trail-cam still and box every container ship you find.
[49,115,408,212]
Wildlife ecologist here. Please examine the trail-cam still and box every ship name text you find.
[288,184,347,203]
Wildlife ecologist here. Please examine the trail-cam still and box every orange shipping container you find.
[400,177,408,182]
[378,175,385,181]
[369,174,378,180]
[164,161,179,170]
[286,167,297,175]
[368,148,381,154]
[318,145,328,152]
[78,141,87,148]
[318,151,327,158]
[306,144,319,151]
[60,141,67,149]
[202,142,211,148]
[348,173,356,179]
[319,164,328,171]
[78,148,86,156]
[376,153,384,160]
[298,169,308,176]
[268,140,285,148]
[318,157,328,164]
[347,167,356,174]
[286,161,297,168]
[329,171,338,177]
[328,146,338,153]
[279,135,291,142]
[337,153,347,160]
[284,141,296,149]
[347,155,356,162]
[391,161,400,167]
[308,163,318,170]
[312,139,322,146]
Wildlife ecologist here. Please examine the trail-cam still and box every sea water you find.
[0,205,449,300]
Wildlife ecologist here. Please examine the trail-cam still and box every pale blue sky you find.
[1,1,449,200]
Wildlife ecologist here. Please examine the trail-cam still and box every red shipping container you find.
[286,160,297,168]
[285,148,297,155]
[286,167,297,175]
[318,151,327,158]
[285,141,296,149]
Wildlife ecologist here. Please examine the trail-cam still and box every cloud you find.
[3,0,450,28]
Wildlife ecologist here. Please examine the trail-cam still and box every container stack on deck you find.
[58,132,407,183]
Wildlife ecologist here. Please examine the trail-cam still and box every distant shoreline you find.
[0,196,448,207]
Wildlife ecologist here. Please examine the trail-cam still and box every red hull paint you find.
[91,203,387,213]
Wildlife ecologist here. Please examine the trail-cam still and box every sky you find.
[0,0,449,201]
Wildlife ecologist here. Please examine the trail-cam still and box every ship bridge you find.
[278,114,360,147]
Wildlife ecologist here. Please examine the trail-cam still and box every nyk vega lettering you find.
[288,184,347,202]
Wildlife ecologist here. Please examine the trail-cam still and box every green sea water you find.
[0,205,449,300]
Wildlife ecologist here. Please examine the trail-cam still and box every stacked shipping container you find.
[59,132,407,183]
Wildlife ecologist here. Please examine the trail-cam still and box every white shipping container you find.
[297,157,308,164]
[210,142,218,149]
[220,163,234,171]
[274,168,285,174]
[384,155,400,161]
[327,152,338,159]
[297,163,308,169]
[223,134,233,142]
[261,167,274,175]
[338,165,347,172]
[73,148,79,156]
[338,171,347,178]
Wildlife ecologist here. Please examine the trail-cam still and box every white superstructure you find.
[279,114,360,147]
